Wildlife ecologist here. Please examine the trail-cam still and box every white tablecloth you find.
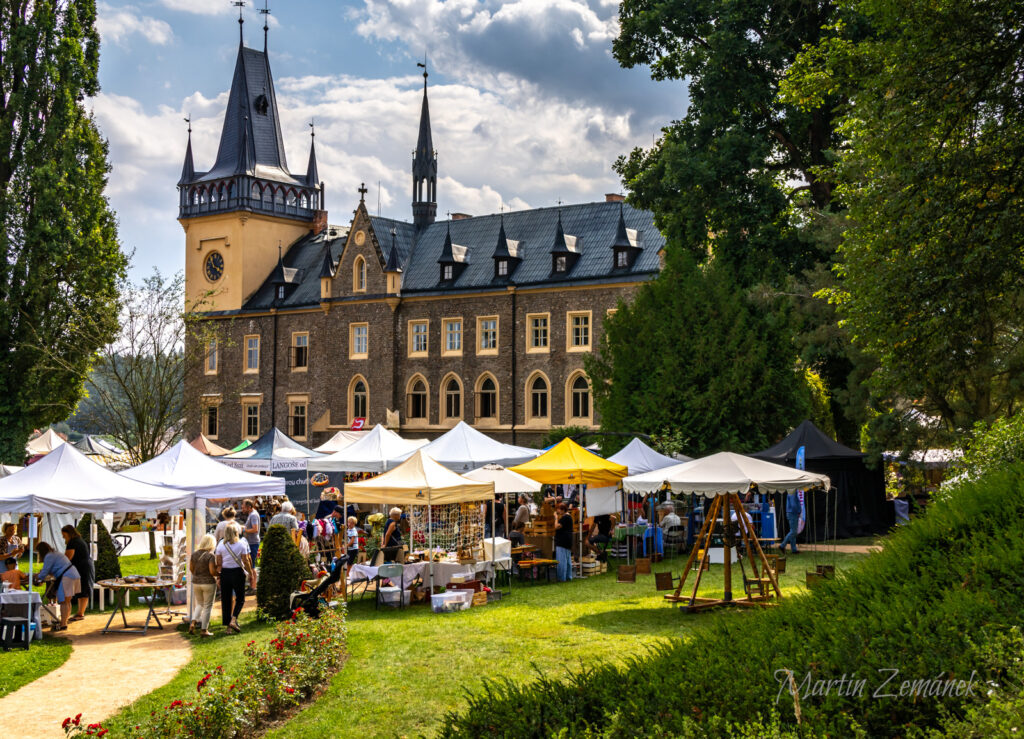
[0,590,43,641]
[348,559,499,589]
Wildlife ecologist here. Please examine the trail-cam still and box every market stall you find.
[309,424,428,473]
[221,428,326,515]
[25,428,66,457]
[343,450,495,595]
[510,438,628,574]
[313,429,370,453]
[464,464,542,587]
[190,434,233,456]
[623,451,830,612]
[389,421,541,472]
[0,444,196,636]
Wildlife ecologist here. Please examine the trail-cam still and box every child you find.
[1,557,28,590]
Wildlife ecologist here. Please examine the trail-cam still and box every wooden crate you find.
[636,557,652,574]
[617,565,637,583]
[471,591,488,607]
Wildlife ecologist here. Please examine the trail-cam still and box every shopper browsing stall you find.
[1,522,24,557]
[216,524,256,634]
[189,533,218,637]
[61,525,93,622]
[554,502,573,581]
[34,541,81,630]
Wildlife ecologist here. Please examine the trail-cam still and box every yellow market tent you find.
[510,438,628,487]
[344,449,494,505]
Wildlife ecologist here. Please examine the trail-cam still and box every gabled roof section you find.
[439,226,469,264]
[242,226,349,310]
[550,215,580,254]
[493,218,521,259]
[613,204,642,250]
[269,248,299,285]
[199,44,299,185]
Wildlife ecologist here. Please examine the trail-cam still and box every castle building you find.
[182,23,664,448]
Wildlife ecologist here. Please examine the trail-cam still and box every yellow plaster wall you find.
[181,211,314,312]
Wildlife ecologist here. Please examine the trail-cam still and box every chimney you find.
[605,193,625,203]
[451,212,472,221]
[311,209,328,234]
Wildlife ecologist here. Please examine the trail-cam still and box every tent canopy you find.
[313,429,369,453]
[221,428,323,471]
[623,451,831,496]
[190,434,233,456]
[122,440,286,500]
[0,443,195,513]
[309,425,427,473]
[608,438,686,474]
[74,435,125,456]
[0,465,22,479]
[25,428,66,456]
[753,420,864,462]
[231,439,252,452]
[510,438,628,487]
[391,421,541,472]
[465,464,542,494]
[344,450,494,505]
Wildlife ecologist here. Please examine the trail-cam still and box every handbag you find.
[221,542,251,588]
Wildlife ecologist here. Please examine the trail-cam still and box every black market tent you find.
[752,420,891,539]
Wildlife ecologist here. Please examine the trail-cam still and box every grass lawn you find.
[98,550,866,737]
[0,635,72,698]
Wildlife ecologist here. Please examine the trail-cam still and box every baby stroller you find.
[290,554,348,619]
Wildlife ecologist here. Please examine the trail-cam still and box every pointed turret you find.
[611,202,643,270]
[492,213,521,280]
[305,127,320,187]
[178,124,195,185]
[550,209,581,274]
[385,228,403,295]
[412,63,438,229]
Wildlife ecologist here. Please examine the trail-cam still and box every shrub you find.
[75,514,121,580]
[439,465,1024,737]
[62,605,346,739]
[255,524,308,621]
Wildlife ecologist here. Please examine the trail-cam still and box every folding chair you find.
[112,534,131,556]
[375,564,406,610]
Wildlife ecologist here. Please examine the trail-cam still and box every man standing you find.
[554,502,573,582]
[778,492,801,555]
[241,499,261,564]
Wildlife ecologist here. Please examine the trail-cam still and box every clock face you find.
[204,251,225,282]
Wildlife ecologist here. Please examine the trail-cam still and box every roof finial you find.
[233,1,245,43]
[417,54,427,87]
[309,119,315,139]
[259,0,270,51]
[358,182,368,202]
[184,115,192,137]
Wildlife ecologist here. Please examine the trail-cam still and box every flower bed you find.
[63,605,346,738]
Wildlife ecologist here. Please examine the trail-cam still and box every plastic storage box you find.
[431,590,472,613]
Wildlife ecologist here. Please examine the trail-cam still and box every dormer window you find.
[276,285,285,300]
[442,264,453,281]
[497,260,508,276]
[616,250,629,268]
[555,255,567,272]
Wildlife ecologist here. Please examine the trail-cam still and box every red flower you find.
[74,714,82,726]
[98,731,108,737]
[284,687,295,694]
[62,718,71,729]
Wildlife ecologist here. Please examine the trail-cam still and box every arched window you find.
[251,182,261,201]
[568,373,591,422]
[476,375,498,420]
[350,376,368,422]
[287,190,297,207]
[299,192,309,209]
[197,188,206,205]
[442,375,462,422]
[262,186,273,208]
[189,188,197,206]
[216,185,225,203]
[226,182,234,201]
[353,256,366,292]
[274,188,285,207]
[528,373,549,421]
[407,376,428,421]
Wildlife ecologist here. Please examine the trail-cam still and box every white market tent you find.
[309,425,428,473]
[313,429,369,453]
[390,421,541,472]
[121,440,286,500]
[0,464,22,479]
[585,438,683,517]
[0,443,196,514]
[622,451,831,496]
[25,428,65,456]
[464,464,542,494]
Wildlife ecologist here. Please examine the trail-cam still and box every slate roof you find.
[192,44,303,186]
[237,201,663,312]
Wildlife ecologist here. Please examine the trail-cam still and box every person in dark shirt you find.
[61,525,93,621]
[553,502,573,581]
[587,513,614,559]
[509,522,526,547]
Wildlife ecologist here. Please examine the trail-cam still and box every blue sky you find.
[92,0,685,279]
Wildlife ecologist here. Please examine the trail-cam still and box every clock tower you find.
[179,16,325,313]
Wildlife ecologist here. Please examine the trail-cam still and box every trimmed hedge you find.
[256,524,308,621]
[76,514,121,580]
[439,466,1024,737]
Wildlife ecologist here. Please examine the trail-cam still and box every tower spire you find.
[412,56,437,229]
[259,0,270,51]
[305,120,319,187]
[178,116,195,185]
[233,1,245,44]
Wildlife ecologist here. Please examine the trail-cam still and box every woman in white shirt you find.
[215,523,256,634]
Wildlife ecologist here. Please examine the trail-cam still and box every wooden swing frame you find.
[663,492,783,613]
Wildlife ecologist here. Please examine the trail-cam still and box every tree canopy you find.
[0,0,126,464]
[782,0,1024,441]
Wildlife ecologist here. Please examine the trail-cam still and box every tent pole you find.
[490,500,495,590]
[341,485,347,602]
[427,490,433,592]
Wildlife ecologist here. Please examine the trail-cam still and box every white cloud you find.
[157,0,234,16]
[97,3,174,46]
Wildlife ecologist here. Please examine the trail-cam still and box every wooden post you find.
[686,495,721,606]
[737,494,782,598]
[721,494,732,602]
[672,494,717,598]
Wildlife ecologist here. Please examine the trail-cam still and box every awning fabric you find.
[344,450,494,505]
[510,438,628,487]
[25,429,66,456]
[465,464,542,494]
[608,438,687,474]
[309,425,428,473]
[190,434,233,456]
[0,465,23,479]
[221,428,323,472]
[390,421,540,472]
[623,451,831,496]
[0,443,196,513]
[122,440,286,500]
[313,429,370,453]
